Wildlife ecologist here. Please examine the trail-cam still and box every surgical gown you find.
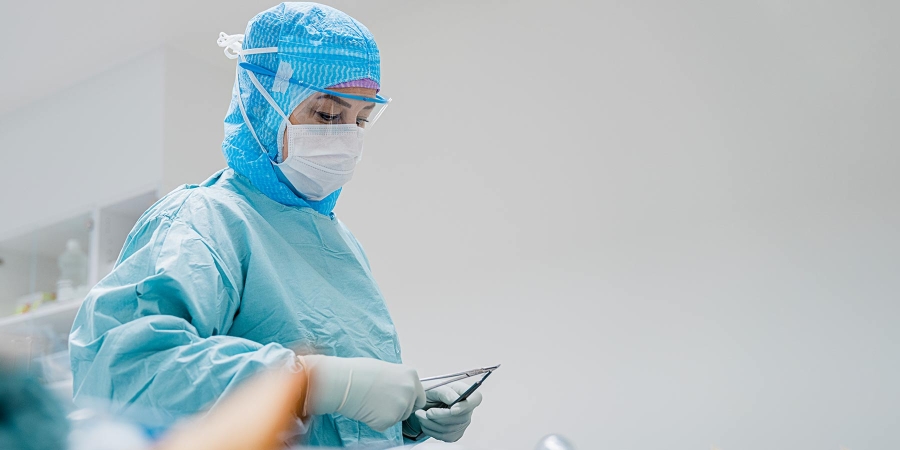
[69,169,404,447]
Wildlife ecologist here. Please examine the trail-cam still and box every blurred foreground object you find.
[535,434,576,450]
[2,346,307,450]
[156,368,308,450]
[0,361,69,450]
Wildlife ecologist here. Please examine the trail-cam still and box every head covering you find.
[221,2,381,215]
[328,78,380,90]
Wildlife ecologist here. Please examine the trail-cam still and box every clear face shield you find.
[238,62,390,130]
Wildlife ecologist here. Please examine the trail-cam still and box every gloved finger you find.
[423,407,471,425]
[444,382,483,404]
[418,414,468,435]
[426,431,465,444]
[446,381,474,395]
[416,410,468,431]
[403,414,422,438]
[399,402,414,424]
[413,377,427,410]
[449,391,482,416]
[462,390,483,408]
[400,392,417,423]
[419,418,468,441]
[420,426,463,444]
[425,384,460,406]
[398,375,426,422]
[431,392,481,417]
[424,400,446,411]
[415,410,445,439]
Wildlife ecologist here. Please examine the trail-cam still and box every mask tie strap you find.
[217,32,285,158]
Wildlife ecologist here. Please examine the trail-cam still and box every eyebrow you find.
[317,94,357,107]
[317,94,351,108]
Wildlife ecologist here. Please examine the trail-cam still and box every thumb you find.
[428,384,462,406]
[414,378,427,410]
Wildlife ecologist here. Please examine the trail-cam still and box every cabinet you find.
[0,191,158,403]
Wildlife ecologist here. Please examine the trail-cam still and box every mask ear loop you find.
[233,64,269,157]
[243,67,296,163]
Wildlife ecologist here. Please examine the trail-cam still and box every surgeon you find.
[69,2,482,447]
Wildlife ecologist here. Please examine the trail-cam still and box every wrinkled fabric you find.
[223,2,381,216]
[69,169,404,447]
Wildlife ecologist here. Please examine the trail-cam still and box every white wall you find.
[332,1,900,449]
[162,45,232,193]
[0,51,165,235]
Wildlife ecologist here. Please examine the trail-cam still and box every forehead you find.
[328,86,378,97]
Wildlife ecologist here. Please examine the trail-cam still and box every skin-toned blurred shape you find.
[156,368,307,450]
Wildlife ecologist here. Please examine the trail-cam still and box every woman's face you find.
[282,87,377,161]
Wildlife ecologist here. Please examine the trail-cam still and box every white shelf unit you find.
[0,298,84,332]
[0,189,158,402]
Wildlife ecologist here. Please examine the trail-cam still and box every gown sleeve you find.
[69,211,296,426]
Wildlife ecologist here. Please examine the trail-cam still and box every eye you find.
[356,117,369,127]
[317,112,341,122]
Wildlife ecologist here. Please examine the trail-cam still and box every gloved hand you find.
[299,355,426,432]
[402,381,483,442]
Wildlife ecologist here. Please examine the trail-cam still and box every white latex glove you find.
[405,381,483,442]
[300,355,426,432]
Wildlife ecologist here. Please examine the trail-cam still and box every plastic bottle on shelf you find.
[58,239,88,301]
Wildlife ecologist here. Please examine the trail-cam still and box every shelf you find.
[0,190,157,350]
[0,299,83,332]
[0,212,93,259]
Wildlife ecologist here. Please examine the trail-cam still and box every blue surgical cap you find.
[221,2,381,215]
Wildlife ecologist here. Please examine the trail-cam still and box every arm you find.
[70,212,426,434]
[69,215,296,426]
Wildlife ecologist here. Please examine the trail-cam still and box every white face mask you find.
[274,124,365,201]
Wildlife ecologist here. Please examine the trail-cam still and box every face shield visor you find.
[239,61,390,130]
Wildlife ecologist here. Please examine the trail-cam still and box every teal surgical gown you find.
[69,169,404,447]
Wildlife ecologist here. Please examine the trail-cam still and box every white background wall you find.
[1,1,899,449]
[162,46,232,193]
[338,1,900,449]
[0,51,165,234]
